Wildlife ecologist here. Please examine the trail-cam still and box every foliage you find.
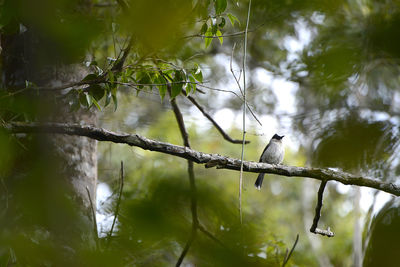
[1,0,400,266]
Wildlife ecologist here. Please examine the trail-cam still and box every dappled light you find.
[1,0,400,266]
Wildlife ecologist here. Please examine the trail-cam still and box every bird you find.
[255,134,285,190]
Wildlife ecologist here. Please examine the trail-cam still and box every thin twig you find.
[309,181,334,237]
[198,224,226,248]
[111,38,133,72]
[230,42,243,96]
[184,29,256,39]
[282,234,299,267]
[106,161,125,246]
[176,227,196,267]
[196,84,262,126]
[184,91,249,144]
[183,24,264,39]
[238,0,252,225]
[86,186,100,249]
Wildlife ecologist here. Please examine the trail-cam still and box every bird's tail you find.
[255,173,265,190]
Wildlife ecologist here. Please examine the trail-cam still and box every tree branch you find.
[309,181,334,237]
[184,92,249,144]
[169,91,198,266]
[282,234,299,267]
[4,122,400,197]
[106,161,125,246]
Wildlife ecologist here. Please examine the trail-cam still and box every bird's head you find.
[272,134,284,140]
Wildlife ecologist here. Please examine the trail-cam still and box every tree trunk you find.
[0,15,97,265]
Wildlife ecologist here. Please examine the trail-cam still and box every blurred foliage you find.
[94,94,357,266]
[363,198,400,267]
[312,113,397,173]
[1,0,400,266]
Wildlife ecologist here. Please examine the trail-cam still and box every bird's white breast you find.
[261,140,284,164]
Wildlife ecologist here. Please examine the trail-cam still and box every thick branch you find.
[4,122,400,196]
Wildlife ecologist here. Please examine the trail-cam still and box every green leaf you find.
[174,70,183,81]
[108,71,115,83]
[170,70,184,98]
[186,83,193,95]
[204,28,213,48]
[111,87,118,111]
[200,23,208,35]
[79,91,88,107]
[90,96,101,110]
[88,84,105,101]
[219,17,226,28]
[136,71,151,89]
[227,13,240,26]
[105,91,112,107]
[215,0,227,15]
[163,69,174,80]
[154,75,167,101]
[188,75,197,93]
[81,73,98,82]
[216,30,223,45]
[211,24,218,35]
[171,83,182,98]
[159,85,167,101]
[85,93,93,107]
[112,95,118,111]
[192,66,203,83]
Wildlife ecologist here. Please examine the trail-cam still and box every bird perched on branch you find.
[255,134,285,190]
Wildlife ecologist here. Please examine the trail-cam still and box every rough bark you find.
[4,122,400,196]
[0,13,97,261]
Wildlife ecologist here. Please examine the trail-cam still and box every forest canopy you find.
[1,0,400,266]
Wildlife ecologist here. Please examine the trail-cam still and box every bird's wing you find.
[259,143,270,162]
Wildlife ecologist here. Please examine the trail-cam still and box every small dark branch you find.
[86,186,100,249]
[184,24,263,39]
[169,91,199,266]
[198,224,226,248]
[111,38,133,73]
[106,161,125,246]
[184,91,249,144]
[170,98,191,148]
[310,181,334,237]
[5,122,400,197]
[176,227,197,267]
[282,234,299,267]
[32,79,106,92]
[309,181,326,232]
[184,30,254,39]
